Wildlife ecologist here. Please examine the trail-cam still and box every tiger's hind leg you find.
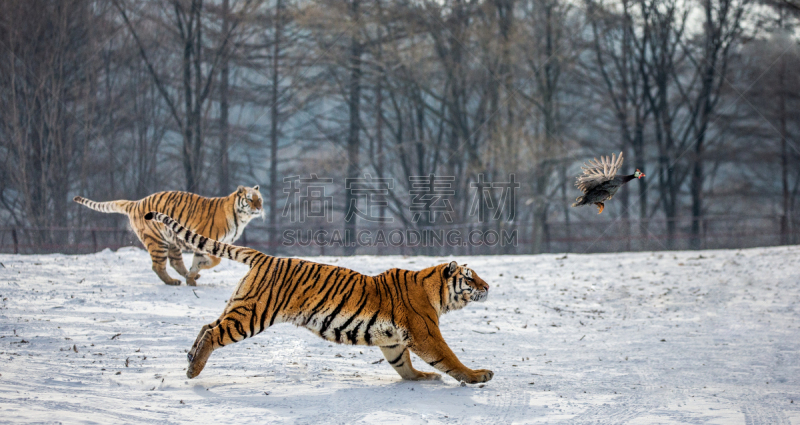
[186,309,256,379]
[188,253,222,280]
[380,345,441,381]
[147,243,181,286]
[167,246,196,286]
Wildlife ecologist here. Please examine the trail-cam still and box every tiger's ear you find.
[253,185,259,191]
[443,261,458,280]
[237,185,246,194]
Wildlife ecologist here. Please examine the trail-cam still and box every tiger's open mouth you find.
[471,290,488,303]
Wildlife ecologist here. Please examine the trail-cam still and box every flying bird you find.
[572,152,644,214]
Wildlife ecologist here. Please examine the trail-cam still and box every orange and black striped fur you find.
[74,186,263,286]
[145,211,494,384]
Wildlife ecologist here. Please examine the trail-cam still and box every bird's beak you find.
[638,173,645,179]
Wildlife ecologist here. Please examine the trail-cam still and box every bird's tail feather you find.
[571,196,585,208]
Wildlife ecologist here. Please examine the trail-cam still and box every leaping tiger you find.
[74,186,263,286]
[145,211,494,384]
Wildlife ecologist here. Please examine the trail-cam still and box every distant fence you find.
[0,227,135,255]
[1,214,797,256]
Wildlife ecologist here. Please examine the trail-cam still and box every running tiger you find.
[145,211,494,384]
[74,186,263,286]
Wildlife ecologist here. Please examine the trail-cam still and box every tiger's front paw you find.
[465,369,493,384]
[165,279,182,286]
[185,277,197,286]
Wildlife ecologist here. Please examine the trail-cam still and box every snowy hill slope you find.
[1,246,799,424]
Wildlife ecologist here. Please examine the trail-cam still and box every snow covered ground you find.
[1,246,799,424]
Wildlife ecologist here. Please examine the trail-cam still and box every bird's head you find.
[634,169,645,179]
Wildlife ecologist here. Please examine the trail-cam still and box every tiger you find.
[144,211,494,384]
[73,186,263,286]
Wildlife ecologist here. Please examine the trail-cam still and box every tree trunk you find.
[344,0,362,256]
[777,47,790,245]
[218,0,230,196]
[375,55,385,254]
[191,0,204,192]
[181,2,196,191]
[269,0,283,253]
[634,119,648,241]
[561,163,571,253]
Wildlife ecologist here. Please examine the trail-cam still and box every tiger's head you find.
[235,185,264,219]
[441,261,489,312]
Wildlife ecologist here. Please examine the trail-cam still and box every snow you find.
[1,246,799,424]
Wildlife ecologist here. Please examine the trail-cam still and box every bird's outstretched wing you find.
[575,152,624,193]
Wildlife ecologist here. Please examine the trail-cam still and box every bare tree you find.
[0,0,101,241]
[585,0,653,247]
[114,0,252,191]
[686,0,748,248]
[218,0,232,196]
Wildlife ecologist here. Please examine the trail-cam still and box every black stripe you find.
[162,192,178,215]
[318,299,346,337]
[439,268,447,310]
[248,303,257,338]
[420,268,436,280]
[345,320,363,344]
[334,288,370,343]
[307,268,345,317]
[256,259,279,333]
[317,272,360,336]
[207,199,220,236]
[363,310,380,345]
[268,261,310,326]
[260,258,291,316]
[232,202,240,238]
[197,237,206,252]
[395,270,437,338]
[256,256,285,329]
[388,351,405,365]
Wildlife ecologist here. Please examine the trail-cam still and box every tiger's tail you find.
[73,196,133,214]
[145,212,263,267]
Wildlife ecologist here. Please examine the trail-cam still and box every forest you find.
[1,0,798,255]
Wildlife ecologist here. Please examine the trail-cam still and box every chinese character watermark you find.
[409,174,455,223]
[282,174,333,223]
[345,174,394,223]
[469,174,519,222]
[280,172,519,248]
